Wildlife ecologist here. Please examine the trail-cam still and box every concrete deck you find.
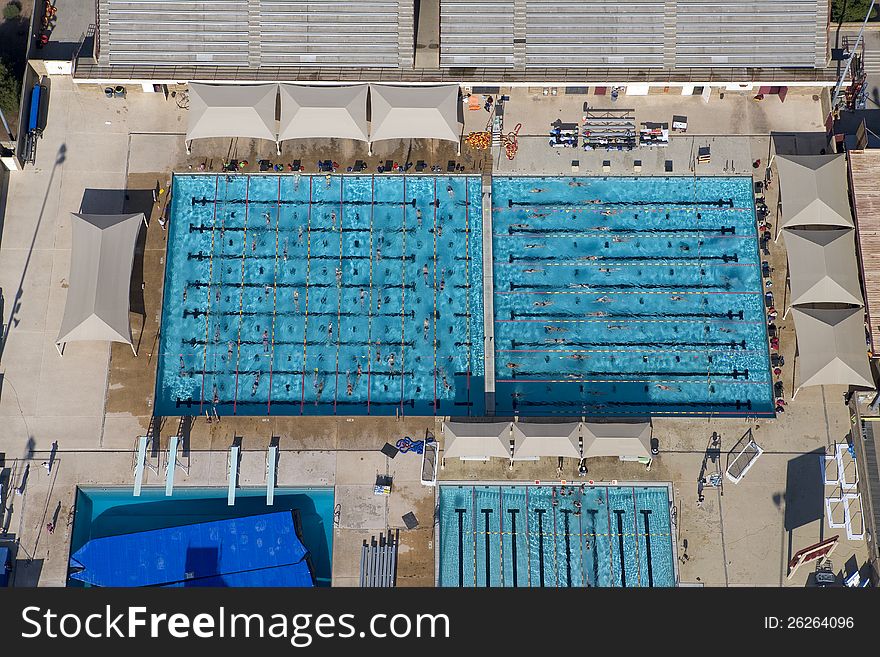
[0,80,870,587]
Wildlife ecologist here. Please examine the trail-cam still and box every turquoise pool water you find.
[155,174,484,417]
[492,176,773,416]
[70,487,334,586]
[438,484,675,587]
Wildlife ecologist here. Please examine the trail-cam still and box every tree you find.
[831,0,878,23]
[0,59,21,118]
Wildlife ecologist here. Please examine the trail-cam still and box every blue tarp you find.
[69,511,313,587]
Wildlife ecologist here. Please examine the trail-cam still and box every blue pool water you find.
[492,176,773,416]
[438,484,675,587]
[70,487,334,586]
[155,174,484,416]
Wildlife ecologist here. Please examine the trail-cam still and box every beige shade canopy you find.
[581,422,652,459]
[776,154,854,229]
[512,423,581,458]
[783,228,864,307]
[186,83,278,143]
[369,84,462,144]
[791,307,873,390]
[279,84,369,142]
[442,422,511,459]
[56,213,144,354]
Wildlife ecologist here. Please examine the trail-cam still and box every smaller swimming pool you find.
[438,483,676,587]
[70,487,334,586]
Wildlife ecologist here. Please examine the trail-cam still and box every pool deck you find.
[0,79,870,587]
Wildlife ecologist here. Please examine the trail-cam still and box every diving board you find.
[266,444,278,506]
[165,435,179,496]
[228,444,240,506]
[133,435,149,496]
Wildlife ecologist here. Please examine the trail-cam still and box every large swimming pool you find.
[70,487,335,586]
[492,176,773,416]
[155,174,772,418]
[155,174,484,416]
[438,483,676,587]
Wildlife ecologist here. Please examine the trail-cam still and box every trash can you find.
[104,87,114,98]
[114,86,126,98]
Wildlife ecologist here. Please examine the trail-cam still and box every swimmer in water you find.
[359,289,366,307]
[376,248,382,261]
[598,267,616,274]
[416,208,423,227]
[655,384,678,391]
[506,362,520,369]
[568,181,585,187]
[570,353,587,360]
[423,263,429,283]
[524,243,543,249]
[298,225,304,243]
[607,324,626,329]
[530,188,544,193]
[596,296,612,303]
[670,295,684,301]
[336,268,342,285]
[579,255,598,260]
[182,287,187,302]
[388,353,395,368]
[447,185,454,197]
[523,268,543,273]
[586,311,607,317]
[293,290,300,309]
[510,223,530,230]
[534,300,553,307]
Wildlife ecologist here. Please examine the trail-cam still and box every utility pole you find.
[831,0,877,110]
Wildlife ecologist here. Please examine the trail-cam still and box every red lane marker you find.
[300,175,313,414]
[232,177,251,415]
[399,175,406,417]
[432,177,438,414]
[267,175,282,415]
[199,175,220,414]
[367,175,374,414]
[334,177,344,415]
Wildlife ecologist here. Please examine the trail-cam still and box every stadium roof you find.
[97,0,413,68]
[93,0,827,72]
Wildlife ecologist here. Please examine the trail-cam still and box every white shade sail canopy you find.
[186,83,278,143]
[369,84,462,144]
[56,213,144,353]
[581,422,652,459]
[791,307,873,390]
[442,422,511,459]
[776,154,854,229]
[784,228,864,307]
[279,84,369,142]
[512,422,581,458]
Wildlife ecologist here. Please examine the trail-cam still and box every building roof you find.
[791,307,873,390]
[56,213,143,349]
[776,154,854,229]
[511,422,580,458]
[443,421,511,458]
[783,228,864,307]
[279,84,369,142]
[97,0,413,68]
[581,422,652,458]
[186,83,278,143]
[369,84,462,144]
[850,150,880,352]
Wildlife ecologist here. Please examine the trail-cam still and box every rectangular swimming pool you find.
[156,174,484,417]
[438,483,676,587]
[492,176,773,417]
[70,487,335,586]
[155,173,772,418]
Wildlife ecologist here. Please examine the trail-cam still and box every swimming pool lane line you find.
[267,176,282,415]
[525,486,531,587]
[366,176,375,414]
[334,178,344,415]
[631,487,642,587]
[198,175,220,415]
[398,177,407,416]
[232,177,251,415]
[299,176,313,414]
[432,178,438,413]
[463,177,472,407]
